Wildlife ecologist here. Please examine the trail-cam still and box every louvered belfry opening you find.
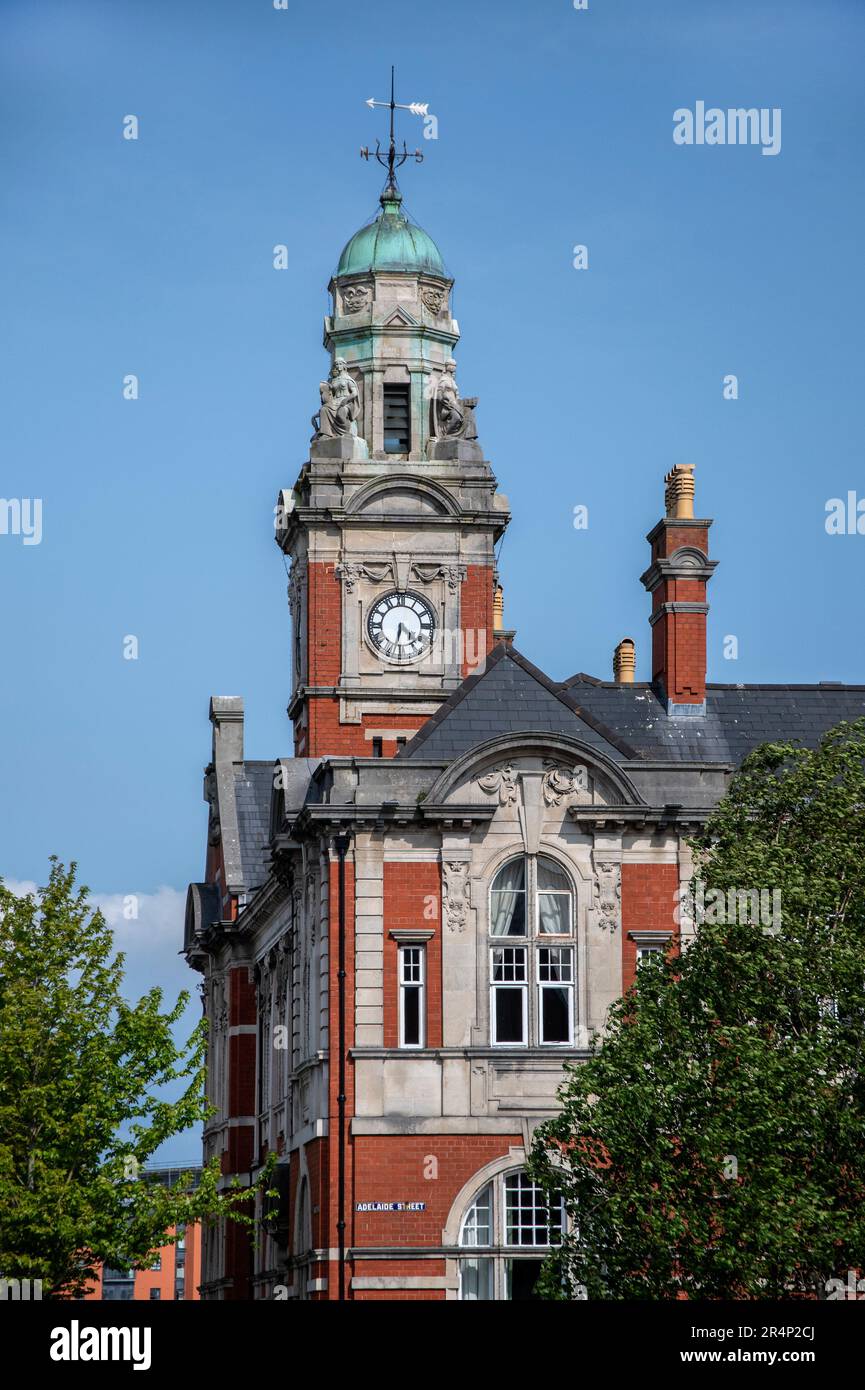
[383,384,411,453]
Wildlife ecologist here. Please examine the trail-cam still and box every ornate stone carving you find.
[430,359,478,441]
[275,944,290,997]
[335,558,395,592]
[542,760,590,807]
[211,977,227,1035]
[411,562,466,591]
[312,358,361,440]
[440,564,466,592]
[442,860,472,933]
[335,562,362,593]
[341,284,370,314]
[305,870,317,946]
[422,286,446,314]
[592,857,621,932]
[476,764,517,806]
[287,558,307,610]
[204,763,221,846]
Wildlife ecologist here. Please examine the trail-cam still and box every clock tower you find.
[276,163,510,758]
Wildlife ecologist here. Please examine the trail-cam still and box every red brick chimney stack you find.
[640,465,718,713]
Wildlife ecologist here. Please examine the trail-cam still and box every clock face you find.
[367,590,436,663]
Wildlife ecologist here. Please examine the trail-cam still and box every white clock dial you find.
[367,590,436,663]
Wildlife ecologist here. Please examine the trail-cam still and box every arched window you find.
[488,856,576,1046]
[490,855,573,937]
[458,1170,565,1301]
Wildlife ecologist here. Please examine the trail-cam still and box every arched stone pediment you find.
[426,732,644,811]
[345,474,459,518]
[668,545,710,568]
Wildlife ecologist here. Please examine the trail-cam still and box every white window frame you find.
[458,1171,567,1301]
[629,930,673,973]
[490,945,528,1047]
[637,944,664,967]
[536,945,575,1046]
[398,943,425,1049]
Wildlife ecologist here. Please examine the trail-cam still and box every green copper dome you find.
[336,187,445,278]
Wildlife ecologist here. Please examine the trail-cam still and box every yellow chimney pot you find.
[613,637,636,684]
[493,584,505,630]
[664,464,696,519]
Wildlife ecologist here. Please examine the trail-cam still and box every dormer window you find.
[383,385,410,453]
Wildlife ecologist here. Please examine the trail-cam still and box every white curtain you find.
[537,857,572,934]
[490,859,526,936]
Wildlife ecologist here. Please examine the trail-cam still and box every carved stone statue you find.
[430,359,478,441]
[312,357,361,440]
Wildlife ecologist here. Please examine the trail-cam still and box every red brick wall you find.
[224,1220,252,1301]
[307,561,342,686]
[306,1136,326,1237]
[350,1134,521,1267]
[652,606,708,704]
[300,702,431,759]
[652,522,708,560]
[225,966,256,1146]
[621,862,680,992]
[459,564,495,677]
[382,862,442,1048]
[228,966,256,1028]
[221,968,256,1169]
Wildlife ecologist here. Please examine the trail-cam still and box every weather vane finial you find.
[361,66,428,196]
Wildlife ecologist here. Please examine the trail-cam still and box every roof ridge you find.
[706,682,865,692]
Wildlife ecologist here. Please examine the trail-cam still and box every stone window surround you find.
[473,845,586,1050]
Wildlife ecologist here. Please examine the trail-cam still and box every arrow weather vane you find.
[361,66,427,191]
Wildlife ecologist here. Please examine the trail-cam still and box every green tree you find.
[0,859,271,1298]
[529,721,865,1299]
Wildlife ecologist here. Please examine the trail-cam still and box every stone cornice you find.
[648,600,711,625]
[640,551,718,593]
[645,516,713,546]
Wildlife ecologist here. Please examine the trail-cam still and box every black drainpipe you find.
[334,832,351,1302]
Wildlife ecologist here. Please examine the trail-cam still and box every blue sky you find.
[1,0,863,1159]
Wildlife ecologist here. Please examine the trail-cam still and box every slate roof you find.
[232,762,275,893]
[405,644,638,762]
[566,678,865,764]
[404,644,865,767]
[229,758,322,894]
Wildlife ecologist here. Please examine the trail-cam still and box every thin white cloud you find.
[3,878,190,991]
